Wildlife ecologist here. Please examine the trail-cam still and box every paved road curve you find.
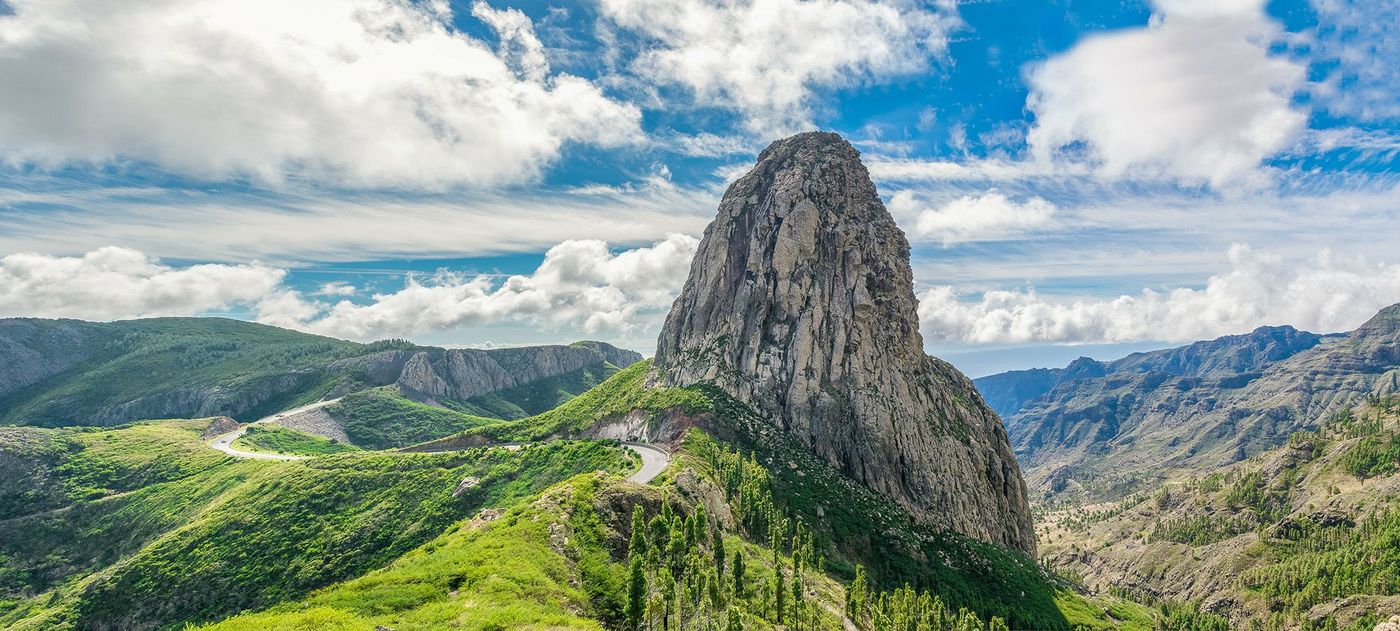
[207,399,342,461]
[207,401,672,483]
[621,441,670,484]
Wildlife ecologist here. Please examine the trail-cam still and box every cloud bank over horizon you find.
[5,242,1398,353]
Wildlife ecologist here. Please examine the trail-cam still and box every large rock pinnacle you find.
[653,131,1036,554]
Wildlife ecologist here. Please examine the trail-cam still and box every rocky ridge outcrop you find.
[652,131,1035,554]
[336,342,643,403]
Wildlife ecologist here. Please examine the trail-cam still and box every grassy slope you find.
[232,424,359,456]
[4,359,1172,631]
[0,419,632,630]
[0,318,376,426]
[1040,396,1400,629]
[326,386,504,449]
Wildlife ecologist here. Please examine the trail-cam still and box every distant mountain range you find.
[977,303,1400,500]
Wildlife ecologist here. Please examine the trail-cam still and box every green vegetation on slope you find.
[418,360,712,447]
[0,419,632,630]
[447,362,627,419]
[3,354,1185,631]
[201,478,615,631]
[232,424,359,456]
[326,386,503,449]
[414,360,1140,629]
[0,318,381,426]
[682,410,1073,630]
[1040,396,1400,630]
[1239,509,1400,629]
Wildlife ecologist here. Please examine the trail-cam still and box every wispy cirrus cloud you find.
[0,183,717,264]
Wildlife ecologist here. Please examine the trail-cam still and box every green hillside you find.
[411,360,1153,630]
[0,317,381,426]
[326,386,503,449]
[232,424,359,456]
[0,418,633,630]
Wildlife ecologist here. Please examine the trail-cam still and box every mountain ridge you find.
[0,316,640,427]
[979,305,1400,500]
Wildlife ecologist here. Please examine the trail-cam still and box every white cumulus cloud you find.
[0,0,642,186]
[0,247,284,319]
[599,0,957,134]
[918,245,1400,344]
[0,237,700,342]
[257,235,700,340]
[888,190,1056,244]
[1025,0,1307,188]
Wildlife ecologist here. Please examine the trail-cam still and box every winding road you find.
[207,400,672,484]
[208,398,342,461]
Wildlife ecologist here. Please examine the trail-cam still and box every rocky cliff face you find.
[337,342,642,403]
[987,309,1400,499]
[653,132,1035,554]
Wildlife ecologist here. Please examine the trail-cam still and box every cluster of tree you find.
[1239,509,1400,626]
[1106,588,1230,631]
[1341,431,1400,478]
[1146,513,1250,546]
[621,498,827,631]
[1223,470,1291,522]
[845,566,1009,631]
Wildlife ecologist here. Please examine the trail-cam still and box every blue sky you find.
[0,0,1397,376]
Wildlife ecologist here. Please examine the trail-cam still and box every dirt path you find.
[207,402,672,483]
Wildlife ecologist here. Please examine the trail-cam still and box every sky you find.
[0,0,1397,377]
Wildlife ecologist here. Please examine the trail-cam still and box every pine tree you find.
[847,564,868,621]
[713,532,727,592]
[630,505,648,557]
[627,556,647,630]
[661,569,676,631]
[774,571,786,624]
[667,516,686,573]
[791,559,803,616]
[731,551,746,599]
[692,502,709,547]
[650,514,671,554]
